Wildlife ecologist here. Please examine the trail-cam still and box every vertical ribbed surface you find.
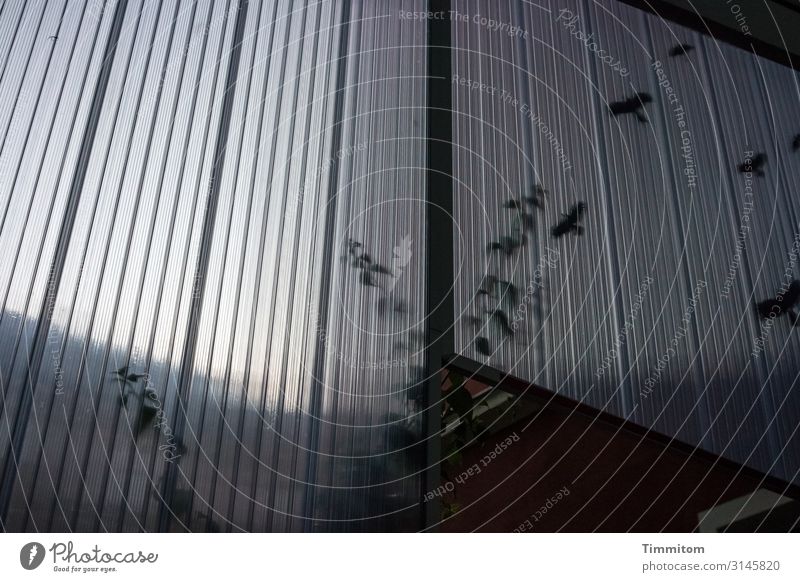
[452,0,800,484]
[0,0,427,532]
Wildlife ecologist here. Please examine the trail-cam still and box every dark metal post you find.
[423,0,454,531]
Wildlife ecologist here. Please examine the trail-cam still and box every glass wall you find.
[0,0,428,532]
[452,0,800,485]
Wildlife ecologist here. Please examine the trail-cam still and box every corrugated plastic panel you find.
[0,0,427,532]
[452,0,800,484]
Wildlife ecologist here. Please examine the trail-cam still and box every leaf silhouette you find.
[447,371,465,389]
[138,405,158,435]
[490,309,514,337]
[525,184,547,209]
[475,336,491,356]
[370,263,392,275]
[668,43,694,57]
[609,92,652,123]
[756,280,800,318]
[445,385,473,420]
[521,212,535,230]
[487,235,525,256]
[496,280,518,307]
[737,153,766,176]
[360,270,376,287]
[552,202,586,238]
[476,274,498,297]
[378,297,407,316]
[464,315,482,328]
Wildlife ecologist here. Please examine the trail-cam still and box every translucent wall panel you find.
[0,0,427,532]
[452,0,800,484]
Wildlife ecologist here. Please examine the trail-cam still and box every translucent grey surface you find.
[0,0,428,532]
[452,0,800,484]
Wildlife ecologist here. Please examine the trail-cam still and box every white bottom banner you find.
[0,534,797,581]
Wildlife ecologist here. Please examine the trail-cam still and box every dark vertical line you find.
[39,0,166,533]
[26,0,148,530]
[84,0,183,532]
[260,2,315,533]
[200,0,273,533]
[0,0,25,88]
[0,2,115,530]
[423,0,453,531]
[239,0,289,532]
[135,3,233,534]
[580,1,633,415]
[0,0,130,524]
[0,0,69,238]
[0,0,80,404]
[260,4,312,533]
[182,0,259,529]
[0,1,47,170]
[225,0,281,532]
[750,60,793,464]
[695,35,778,459]
[642,17,711,449]
[156,0,249,533]
[302,0,352,532]
[133,0,231,532]
[510,0,543,365]
[113,0,209,533]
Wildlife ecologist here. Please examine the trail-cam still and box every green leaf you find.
[444,449,462,467]
[441,502,461,519]
[447,371,465,389]
[445,385,473,420]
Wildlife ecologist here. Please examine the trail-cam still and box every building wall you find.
[0,0,428,532]
[452,0,800,484]
[439,407,783,532]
